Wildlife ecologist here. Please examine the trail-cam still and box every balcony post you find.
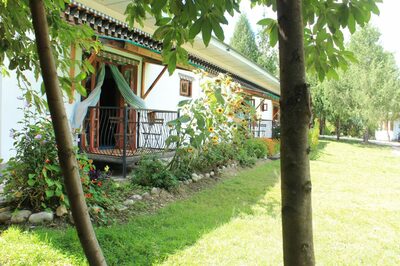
[122,105,128,178]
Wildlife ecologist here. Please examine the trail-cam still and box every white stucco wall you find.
[0,65,80,163]
[375,119,400,141]
[143,63,199,111]
[252,96,273,121]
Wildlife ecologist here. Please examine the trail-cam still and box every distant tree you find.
[348,25,400,142]
[230,14,259,63]
[312,25,400,142]
[256,29,279,76]
[315,69,356,140]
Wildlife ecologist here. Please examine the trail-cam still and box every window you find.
[261,103,268,112]
[180,79,192,97]
[250,99,256,107]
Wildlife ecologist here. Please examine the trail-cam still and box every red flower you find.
[45,159,50,164]
[84,193,92,198]
[97,181,102,187]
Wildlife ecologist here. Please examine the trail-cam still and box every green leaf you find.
[348,13,356,34]
[178,115,191,123]
[75,83,87,97]
[211,19,224,41]
[202,19,212,46]
[178,100,191,107]
[45,177,55,187]
[269,24,278,47]
[75,71,87,82]
[189,18,203,39]
[195,114,205,129]
[214,88,225,104]
[155,17,171,26]
[152,0,167,13]
[257,18,275,26]
[45,190,54,198]
[27,179,35,186]
[167,51,177,75]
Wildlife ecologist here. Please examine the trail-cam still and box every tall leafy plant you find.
[166,72,256,172]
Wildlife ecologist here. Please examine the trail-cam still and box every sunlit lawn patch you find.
[1,140,399,265]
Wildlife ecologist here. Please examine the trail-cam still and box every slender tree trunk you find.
[387,121,391,142]
[336,119,340,141]
[29,1,106,265]
[277,1,315,265]
[363,128,369,143]
[318,117,324,135]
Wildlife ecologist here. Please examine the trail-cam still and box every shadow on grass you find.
[31,161,280,265]
[320,137,393,150]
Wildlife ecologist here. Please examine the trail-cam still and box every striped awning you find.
[98,50,139,66]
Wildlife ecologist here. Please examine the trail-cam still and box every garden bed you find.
[0,158,272,229]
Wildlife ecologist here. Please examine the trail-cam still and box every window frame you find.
[180,79,192,97]
[261,102,268,112]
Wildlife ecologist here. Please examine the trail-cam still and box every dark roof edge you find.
[65,1,280,100]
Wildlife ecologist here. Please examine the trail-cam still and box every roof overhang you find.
[73,0,280,97]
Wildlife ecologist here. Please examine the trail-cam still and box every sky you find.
[222,0,400,67]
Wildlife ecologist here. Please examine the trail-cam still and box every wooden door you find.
[114,64,138,151]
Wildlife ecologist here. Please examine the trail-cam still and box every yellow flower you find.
[227,112,234,118]
[212,136,219,141]
[208,127,214,133]
[216,107,224,114]
[212,140,219,145]
[104,165,110,173]
[187,147,194,153]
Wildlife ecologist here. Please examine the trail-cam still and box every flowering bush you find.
[166,72,257,172]
[260,138,280,157]
[0,107,114,224]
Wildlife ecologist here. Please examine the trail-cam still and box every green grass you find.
[1,140,400,265]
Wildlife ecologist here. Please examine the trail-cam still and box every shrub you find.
[260,138,280,157]
[235,148,256,167]
[131,155,178,190]
[243,138,268,159]
[308,120,320,153]
[2,110,66,210]
[272,122,280,139]
[1,109,114,224]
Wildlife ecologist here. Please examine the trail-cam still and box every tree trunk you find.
[387,121,391,142]
[318,117,325,136]
[363,128,369,143]
[336,119,340,141]
[277,1,315,265]
[29,1,106,265]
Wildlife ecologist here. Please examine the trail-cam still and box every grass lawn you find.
[1,140,399,265]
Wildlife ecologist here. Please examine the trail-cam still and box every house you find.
[0,0,280,174]
[375,120,400,141]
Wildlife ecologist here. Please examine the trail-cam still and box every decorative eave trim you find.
[64,1,280,100]
[179,73,195,81]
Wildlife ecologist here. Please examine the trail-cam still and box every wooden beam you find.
[87,52,97,64]
[255,99,265,110]
[141,61,146,98]
[143,65,168,99]
[124,42,194,71]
